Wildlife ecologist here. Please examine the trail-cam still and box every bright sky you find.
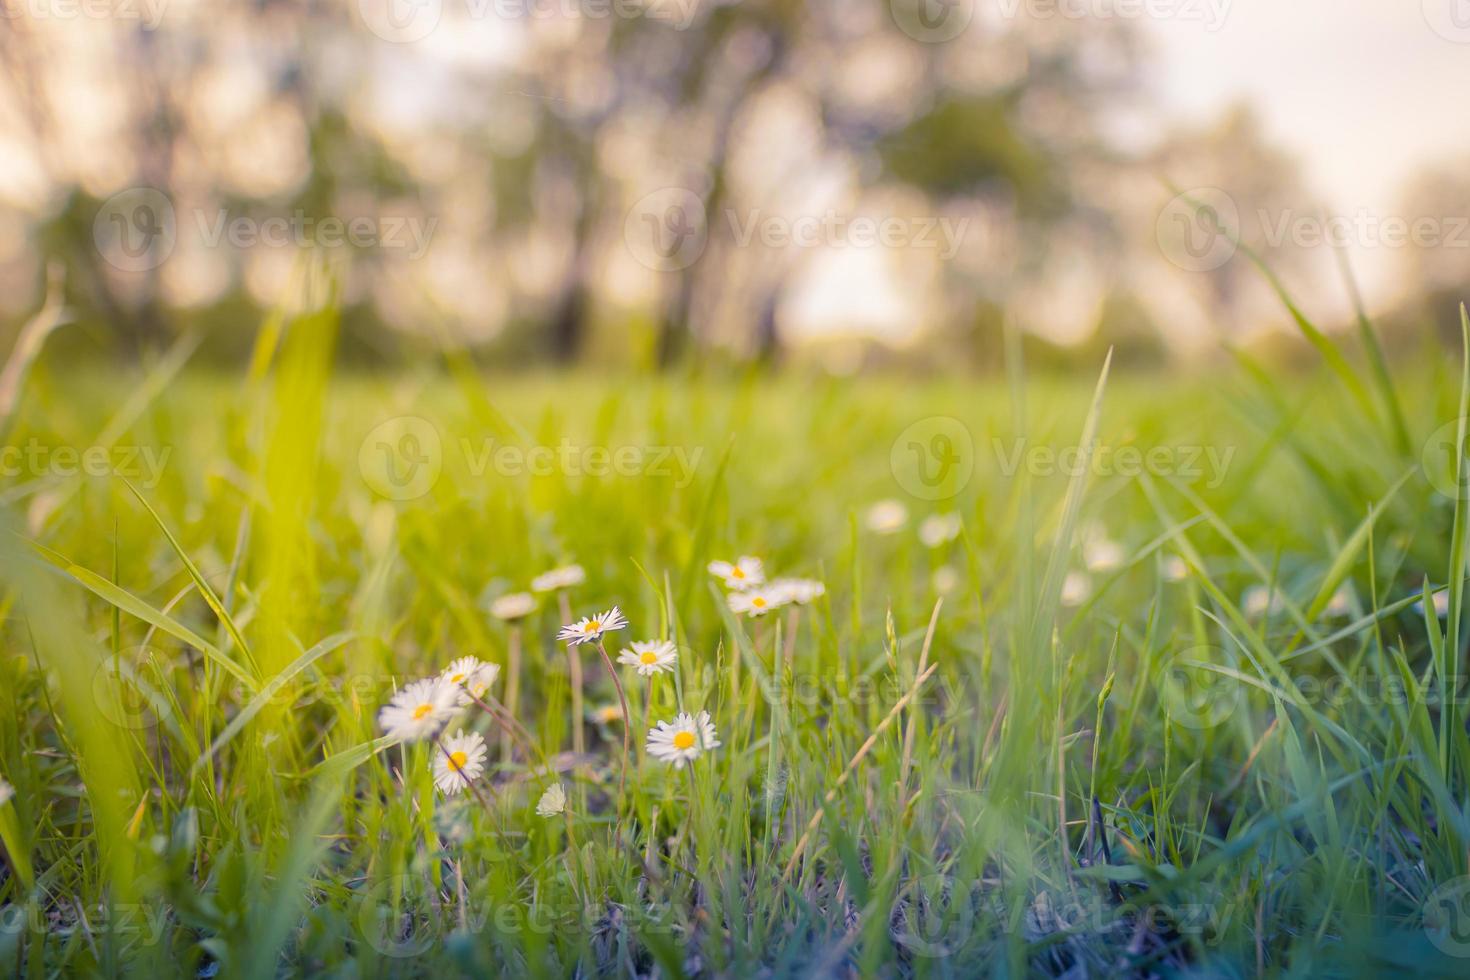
[1145,0,1470,251]
[796,3,1470,343]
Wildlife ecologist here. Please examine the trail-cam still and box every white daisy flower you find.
[918,512,962,548]
[727,587,787,617]
[442,656,484,689]
[1324,586,1353,617]
[617,640,678,676]
[932,566,960,595]
[432,730,487,795]
[865,499,908,535]
[646,711,720,768]
[1083,538,1124,572]
[535,782,567,817]
[1243,585,1286,618]
[0,778,12,807]
[490,592,537,621]
[708,556,764,590]
[532,565,586,593]
[1414,589,1450,618]
[378,676,460,741]
[1060,571,1091,607]
[1163,556,1189,581]
[589,704,624,725]
[771,577,825,605]
[556,605,629,646]
[440,657,501,705]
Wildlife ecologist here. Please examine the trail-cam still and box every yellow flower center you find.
[448,750,468,772]
[412,703,434,720]
[449,673,465,684]
[732,567,745,579]
[752,597,766,608]
[584,620,601,633]
[673,731,696,750]
[640,651,658,665]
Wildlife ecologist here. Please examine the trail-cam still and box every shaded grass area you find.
[2,312,1470,976]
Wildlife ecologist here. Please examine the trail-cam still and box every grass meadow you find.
[4,302,1470,977]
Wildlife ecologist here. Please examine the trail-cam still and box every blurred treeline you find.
[0,0,1465,371]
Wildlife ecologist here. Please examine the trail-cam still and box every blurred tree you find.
[1396,158,1470,345]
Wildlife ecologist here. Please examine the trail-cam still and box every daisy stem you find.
[501,625,521,761]
[784,606,799,667]
[644,675,653,747]
[465,690,553,789]
[595,638,632,822]
[559,592,586,763]
[683,762,701,863]
[641,673,652,783]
